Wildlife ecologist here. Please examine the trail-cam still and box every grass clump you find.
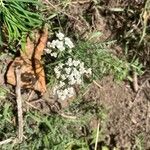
[0,0,42,46]
[0,104,107,150]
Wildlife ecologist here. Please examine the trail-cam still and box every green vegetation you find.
[0,0,42,46]
[73,41,143,81]
[0,99,107,149]
[0,0,149,149]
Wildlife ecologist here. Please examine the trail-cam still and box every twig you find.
[94,122,100,150]
[0,138,14,146]
[44,1,84,25]
[93,80,102,88]
[27,90,35,102]
[26,90,35,112]
[59,112,77,119]
[30,99,44,103]
[26,101,76,119]
[146,101,150,133]
[15,66,23,143]
[133,71,138,92]
[25,101,51,116]
[82,83,92,96]
[71,0,91,4]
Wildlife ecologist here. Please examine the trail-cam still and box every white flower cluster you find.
[53,85,75,101]
[44,32,92,101]
[44,32,74,57]
[53,58,92,100]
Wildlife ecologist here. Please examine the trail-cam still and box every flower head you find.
[51,52,57,58]
[67,57,73,66]
[44,48,52,54]
[51,40,58,49]
[56,32,65,40]
[73,60,80,67]
[65,37,74,49]
[65,67,71,74]
[47,41,51,48]
[55,40,65,51]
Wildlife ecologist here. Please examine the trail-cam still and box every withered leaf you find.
[6,26,48,94]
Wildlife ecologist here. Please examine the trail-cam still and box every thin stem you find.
[0,0,4,7]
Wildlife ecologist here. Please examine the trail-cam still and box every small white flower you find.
[51,52,57,58]
[68,76,76,85]
[47,41,51,48]
[76,78,82,85]
[51,40,58,48]
[55,40,65,51]
[57,90,66,100]
[72,68,79,77]
[65,37,74,49]
[74,73,81,81]
[63,89,69,96]
[67,87,75,97]
[44,48,52,54]
[61,95,66,100]
[56,73,61,79]
[79,68,86,74]
[73,60,80,67]
[54,67,59,73]
[79,62,84,69]
[56,32,65,40]
[79,62,86,74]
[53,85,75,100]
[70,80,76,85]
[61,74,66,80]
[58,63,64,69]
[86,68,92,75]
[54,67,61,79]
[53,86,58,95]
[65,67,71,74]
[67,58,73,66]
[59,81,65,88]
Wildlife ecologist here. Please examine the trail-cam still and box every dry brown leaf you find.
[6,26,48,95]
[34,27,48,60]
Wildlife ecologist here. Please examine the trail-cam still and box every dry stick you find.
[93,80,103,88]
[83,80,102,97]
[0,138,14,146]
[15,67,23,142]
[27,90,35,102]
[71,0,91,4]
[26,101,77,119]
[133,71,138,92]
[25,101,50,116]
[146,101,150,133]
[30,99,44,103]
[94,122,100,150]
[45,1,84,25]
[26,90,36,112]
[59,112,77,120]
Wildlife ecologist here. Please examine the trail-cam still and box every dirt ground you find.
[25,76,150,149]
[64,1,150,148]
[84,76,150,149]
[62,1,150,148]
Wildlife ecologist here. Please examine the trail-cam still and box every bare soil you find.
[83,76,150,149]
[30,76,150,149]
